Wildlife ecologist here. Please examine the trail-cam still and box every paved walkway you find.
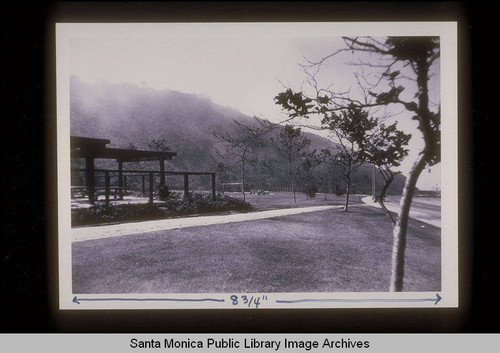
[361,196,441,228]
[72,204,369,242]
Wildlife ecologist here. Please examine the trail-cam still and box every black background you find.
[1,2,498,333]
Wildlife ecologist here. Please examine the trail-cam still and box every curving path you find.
[72,204,370,243]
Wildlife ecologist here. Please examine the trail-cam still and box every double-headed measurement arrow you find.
[276,293,442,305]
[73,296,225,304]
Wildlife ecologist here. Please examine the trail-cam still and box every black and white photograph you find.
[56,22,458,309]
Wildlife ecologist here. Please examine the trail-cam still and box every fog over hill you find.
[70,76,405,194]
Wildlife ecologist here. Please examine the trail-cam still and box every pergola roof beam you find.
[70,136,177,162]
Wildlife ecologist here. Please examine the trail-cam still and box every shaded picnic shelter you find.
[71,136,216,205]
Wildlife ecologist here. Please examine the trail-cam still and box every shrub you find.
[71,193,253,226]
[72,204,167,226]
[163,192,253,215]
[334,185,344,196]
[304,184,318,199]
[157,184,171,201]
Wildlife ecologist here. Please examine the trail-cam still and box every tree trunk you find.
[389,55,437,292]
[241,160,246,201]
[344,175,350,212]
[344,162,352,212]
[378,170,396,225]
[389,153,428,291]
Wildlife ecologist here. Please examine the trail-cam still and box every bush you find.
[71,193,253,226]
[163,192,253,215]
[334,185,344,196]
[157,184,171,201]
[304,184,318,199]
[72,204,167,226]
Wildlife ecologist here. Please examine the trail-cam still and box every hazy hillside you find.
[70,76,257,171]
[70,76,405,194]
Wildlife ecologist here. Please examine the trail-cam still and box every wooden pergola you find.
[71,136,215,204]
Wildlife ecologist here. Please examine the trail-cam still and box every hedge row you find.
[72,192,253,226]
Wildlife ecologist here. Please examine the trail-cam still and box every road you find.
[363,195,441,228]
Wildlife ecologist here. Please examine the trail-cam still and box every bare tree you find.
[299,151,320,199]
[148,138,172,153]
[215,162,230,195]
[213,119,269,201]
[317,148,341,200]
[252,148,275,192]
[271,125,313,203]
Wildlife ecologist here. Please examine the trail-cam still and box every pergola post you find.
[211,173,216,200]
[159,157,165,186]
[183,173,189,198]
[85,156,95,205]
[104,171,110,207]
[118,160,123,199]
[142,175,146,196]
[149,172,154,205]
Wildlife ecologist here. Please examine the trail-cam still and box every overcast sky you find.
[67,23,442,190]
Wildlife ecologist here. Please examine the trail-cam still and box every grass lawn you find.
[232,191,362,211]
[72,204,440,293]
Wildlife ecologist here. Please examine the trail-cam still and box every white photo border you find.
[56,22,458,310]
